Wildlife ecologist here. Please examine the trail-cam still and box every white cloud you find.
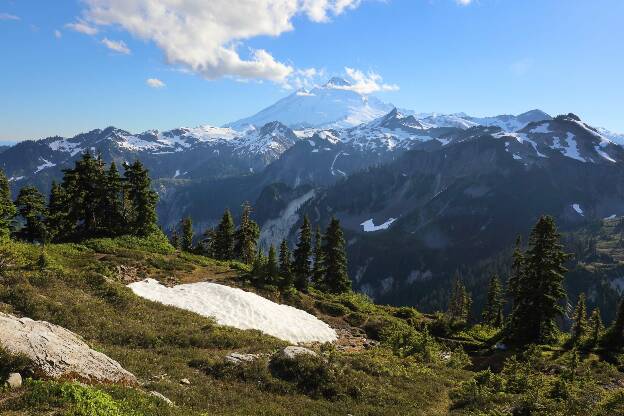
[455,0,473,5]
[101,38,131,54]
[331,67,399,94]
[146,78,166,88]
[0,13,20,21]
[65,20,98,35]
[54,30,62,39]
[77,0,364,83]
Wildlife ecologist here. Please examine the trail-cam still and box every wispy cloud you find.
[0,13,20,21]
[54,30,62,39]
[101,38,131,54]
[455,0,473,5]
[146,78,166,88]
[335,67,399,94]
[65,20,98,35]
[76,0,365,83]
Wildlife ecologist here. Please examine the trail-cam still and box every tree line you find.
[447,215,624,348]
[170,206,351,294]
[0,152,158,243]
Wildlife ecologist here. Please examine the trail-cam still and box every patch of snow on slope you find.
[34,158,55,173]
[128,279,337,344]
[561,133,586,162]
[604,214,617,220]
[529,123,552,134]
[330,151,347,177]
[361,218,397,232]
[48,139,83,156]
[572,204,584,216]
[595,146,616,163]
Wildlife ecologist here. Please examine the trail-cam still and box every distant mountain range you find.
[2,78,624,315]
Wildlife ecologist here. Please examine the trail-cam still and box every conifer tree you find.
[266,245,279,286]
[199,227,216,257]
[251,249,267,286]
[170,227,181,250]
[123,160,158,236]
[508,236,524,306]
[321,217,351,294]
[482,275,504,327]
[214,209,235,260]
[292,216,312,291]
[311,226,324,287]
[15,186,47,242]
[588,308,604,348]
[47,181,67,241]
[508,216,569,344]
[278,239,292,288]
[571,292,588,342]
[0,169,16,239]
[604,297,624,348]
[234,202,260,264]
[448,273,471,323]
[181,216,194,252]
[101,161,124,234]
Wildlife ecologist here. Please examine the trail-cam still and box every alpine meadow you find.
[1,1,624,415]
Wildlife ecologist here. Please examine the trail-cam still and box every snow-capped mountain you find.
[411,109,552,131]
[227,77,394,130]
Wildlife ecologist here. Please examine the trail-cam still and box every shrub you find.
[315,300,349,317]
[0,345,33,381]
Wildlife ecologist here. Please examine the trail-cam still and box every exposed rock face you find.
[0,312,136,385]
[225,352,261,365]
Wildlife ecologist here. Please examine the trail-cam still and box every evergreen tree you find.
[170,227,181,250]
[14,186,47,242]
[181,216,194,252]
[311,226,324,287]
[321,217,351,294]
[234,202,260,264]
[0,169,16,239]
[251,249,267,287]
[571,293,588,342]
[507,236,524,306]
[508,216,569,344]
[214,209,235,260]
[588,308,604,348]
[101,162,124,234]
[199,227,216,257]
[266,245,279,286]
[448,273,471,323]
[123,160,158,236]
[47,181,67,241]
[64,152,105,238]
[292,216,312,291]
[278,239,292,288]
[604,297,624,348]
[482,275,504,327]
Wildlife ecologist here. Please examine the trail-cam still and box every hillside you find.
[1,233,624,415]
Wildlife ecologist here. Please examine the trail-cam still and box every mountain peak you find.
[324,77,351,88]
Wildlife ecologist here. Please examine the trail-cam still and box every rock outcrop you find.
[0,312,136,385]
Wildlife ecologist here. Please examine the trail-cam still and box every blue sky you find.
[1,0,623,142]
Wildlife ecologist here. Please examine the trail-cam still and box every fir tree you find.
[292,216,312,291]
[234,202,260,264]
[482,275,504,327]
[508,216,569,344]
[46,181,67,241]
[571,292,588,342]
[508,236,524,306]
[278,239,292,288]
[170,227,181,250]
[199,227,216,257]
[214,209,235,260]
[588,308,604,348]
[101,161,124,234]
[448,273,471,323]
[123,160,158,236]
[181,216,194,252]
[311,226,324,287]
[14,186,47,242]
[266,245,279,286]
[603,297,624,348]
[251,249,267,286]
[0,169,16,239]
[321,217,351,294]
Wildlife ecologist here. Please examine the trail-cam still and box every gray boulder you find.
[277,346,317,360]
[225,352,260,365]
[0,312,136,385]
